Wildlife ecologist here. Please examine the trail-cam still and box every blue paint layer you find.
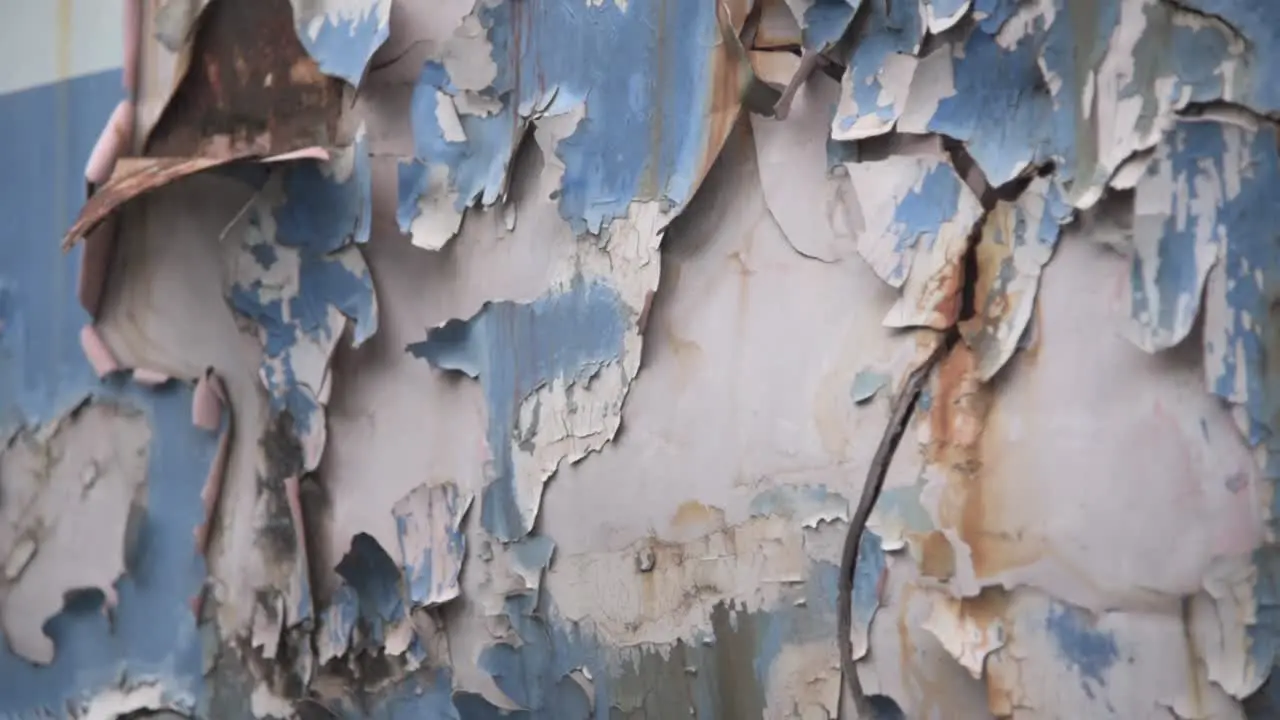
[0,71,123,436]
[852,531,887,638]
[884,161,965,284]
[801,0,863,51]
[850,370,889,403]
[1037,0,1121,191]
[228,149,378,441]
[972,0,1020,33]
[398,0,735,236]
[927,22,1055,187]
[927,0,970,27]
[1128,121,1235,350]
[1172,0,1280,113]
[274,131,373,254]
[292,2,391,88]
[835,0,924,134]
[392,483,469,608]
[406,278,628,542]
[1045,601,1119,692]
[0,70,222,715]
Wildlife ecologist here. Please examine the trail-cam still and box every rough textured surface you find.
[7,0,1280,717]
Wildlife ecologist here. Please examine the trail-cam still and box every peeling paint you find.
[392,481,472,609]
[845,136,983,329]
[17,0,1280,716]
[396,0,746,248]
[831,0,925,141]
[961,175,1073,380]
[290,0,392,87]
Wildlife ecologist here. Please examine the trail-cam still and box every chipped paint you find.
[831,0,925,141]
[845,136,984,329]
[392,481,472,609]
[16,0,1280,716]
[289,0,392,87]
[961,175,1073,380]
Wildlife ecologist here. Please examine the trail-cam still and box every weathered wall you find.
[3,0,1280,717]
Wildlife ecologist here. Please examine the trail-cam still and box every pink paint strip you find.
[283,475,312,593]
[79,324,120,377]
[193,371,231,582]
[263,146,331,163]
[191,370,224,431]
[122,0,141,97]
[85,100,135,186]
[131,367,171,386]
[76,215,117,317]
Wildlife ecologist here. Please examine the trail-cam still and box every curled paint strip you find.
[190,369,232,620]
[79,324,120,378]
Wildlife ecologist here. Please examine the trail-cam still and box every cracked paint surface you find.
[11,0,1280,717]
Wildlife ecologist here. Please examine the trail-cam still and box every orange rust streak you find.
[929,344,1040,580]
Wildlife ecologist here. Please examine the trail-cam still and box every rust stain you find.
[955,586,1012,629]
[922,242,967,329]
[929,344,1040,581]
[145,0,342,157]
[918,530,956,581]
[669,500,726,535]
[62,0,346,251]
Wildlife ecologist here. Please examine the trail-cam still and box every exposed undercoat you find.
[4,0,1280,718]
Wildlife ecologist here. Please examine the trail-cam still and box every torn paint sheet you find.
[910,18,1054,188]
[1170,0,1280,115]
[289,0,392,87]
[781,0,863,51]
[64,0,351,250]
[225,134,377,473]
[393,482,473,609]
[407,278,629,542]
[1131,118,1272,372]
[749,50,858,263]
[397,0,747,247]
[1040,0,1246,209]
[320,533,427,665]
[1126,122,1222,353]
[960,175,1072,381]
[0,387,221,715]
[0,402,149,665]
[830,0,925,141]
[844,138,983,329]
[909,0,1246,201]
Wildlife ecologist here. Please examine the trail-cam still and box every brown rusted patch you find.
[918,530,956,580]
[145,0,342,158]
[62,0,345,251]
[669,500,726,536]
